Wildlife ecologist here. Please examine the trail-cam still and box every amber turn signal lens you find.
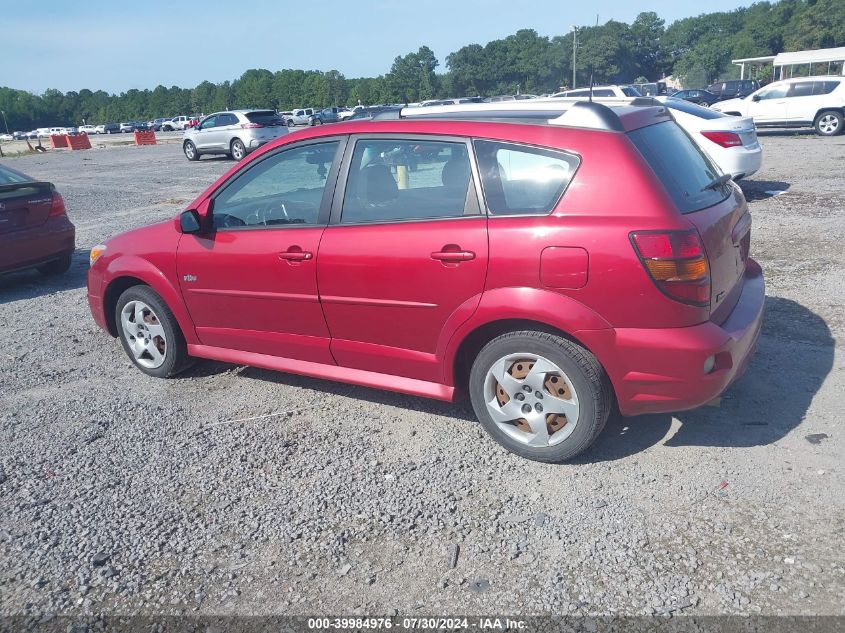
[643,257,708,282]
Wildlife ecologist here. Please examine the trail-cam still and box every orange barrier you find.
[50,134,68,148]
[67,133,92,150]
[134,130,157,146]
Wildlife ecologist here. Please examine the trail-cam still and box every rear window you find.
[246,110,285,126]
[629,121,730,214]
[621,86,641,97]
[0,165,31,185]
[664,98,727,120]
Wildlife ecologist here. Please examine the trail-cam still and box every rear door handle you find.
[431,250,475,262]
[279,249,313,261]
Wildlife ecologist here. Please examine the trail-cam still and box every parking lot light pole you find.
[570,26,578,89]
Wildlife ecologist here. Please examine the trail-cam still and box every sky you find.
[1,0,748,94]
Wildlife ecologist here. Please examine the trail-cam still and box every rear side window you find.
[621,86,641,97]
[474,140,579,215]
[629,121,729,214]
[790,82,815,97]
[814,80,840,95]
[341,139,474,224]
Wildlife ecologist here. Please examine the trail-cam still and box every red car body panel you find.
[88,111,766,416]
[0,164,75,274]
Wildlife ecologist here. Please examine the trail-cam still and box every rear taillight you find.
[630,229,710,306]
[701,131,743,148]
[49,191,66,217]
[241,123,264,129]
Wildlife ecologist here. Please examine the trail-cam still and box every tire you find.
[468,330,612,463]
[286,119,295,127]
[183,140,199,161]
[814,110,843,136]
[115,285,192,378]
[37,253,72,276]
[230,138,246,161]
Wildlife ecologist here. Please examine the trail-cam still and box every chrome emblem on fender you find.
[183,275,197,282]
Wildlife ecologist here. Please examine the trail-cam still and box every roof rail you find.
[370,99,666,132]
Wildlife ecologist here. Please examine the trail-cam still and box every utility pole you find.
[570,26,578,89]
[0,110,8,135]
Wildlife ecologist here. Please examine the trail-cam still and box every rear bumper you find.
[587,259,765,416]
[0,216,75,274]
[722,144,762,179]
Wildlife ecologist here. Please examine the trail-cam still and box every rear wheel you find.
[183,140,199,161]
[469,331,612,463]
[115,286,191,378]
[814,111,843,136]
[37,253,72,276]
[230,138,247,160]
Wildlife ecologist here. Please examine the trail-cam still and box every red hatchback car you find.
[88,101,764,463]
[0,163,75,276]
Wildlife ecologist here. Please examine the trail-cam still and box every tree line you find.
[1,0,843,131]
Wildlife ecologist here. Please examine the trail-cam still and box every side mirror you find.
[179,209,202,234]
[751,95,760,102]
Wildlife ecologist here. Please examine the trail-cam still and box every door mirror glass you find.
[179,209,202,234]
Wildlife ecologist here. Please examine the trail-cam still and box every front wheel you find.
[230,138,246,160]
[814,111,843,136]
[115,286,191,378]
[469,331,612,463]
[183,140,199,161]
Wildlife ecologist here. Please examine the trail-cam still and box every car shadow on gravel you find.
[578,296,834,462]
[0,248,89,303]
[739,179,790,202]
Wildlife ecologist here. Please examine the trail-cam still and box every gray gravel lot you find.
[0,134,843,620]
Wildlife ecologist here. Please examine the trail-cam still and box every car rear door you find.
[316,134,488,384]
[785,80,820,124]
[177,138,346,363]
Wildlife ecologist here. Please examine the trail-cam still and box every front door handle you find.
[279,248,313,261]
[431,249,476,262]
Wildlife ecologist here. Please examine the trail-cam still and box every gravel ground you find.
[0,134,843,621]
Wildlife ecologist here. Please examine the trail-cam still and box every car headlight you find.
[90,244,107,266]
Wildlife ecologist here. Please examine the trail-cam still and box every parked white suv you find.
[712,76,845,136]
[161,115,190,131]
[551,85,642,99]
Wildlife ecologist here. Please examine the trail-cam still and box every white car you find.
[657,98,761,180]
[161,116,190,131]
[551,85,641,98]
[0,133,12,142]
[286,108,315,126]
[712,76,845,136]
[78,125,98,135]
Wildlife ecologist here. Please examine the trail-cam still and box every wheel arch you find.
[442,287,614,396]
[101,257,198,343]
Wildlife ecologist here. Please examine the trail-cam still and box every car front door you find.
[177,138,346,363]
[213,112,241,151]
[317,135,488,384]
[192,115,219,150]
[747,84,790,124]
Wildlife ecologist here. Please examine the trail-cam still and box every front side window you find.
[199,115,218,129]
[341,139,473,224]
[212,141,340,229]
[474,140,579,215]
[756,85,789,100]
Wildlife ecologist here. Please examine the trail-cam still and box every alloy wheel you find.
[819,114,840,135]
[484,353,580,448]
[120,300,167,369]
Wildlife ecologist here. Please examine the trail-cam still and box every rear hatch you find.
[664,99,759,149]
[629,120,750,322]
[0,167,54,235]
